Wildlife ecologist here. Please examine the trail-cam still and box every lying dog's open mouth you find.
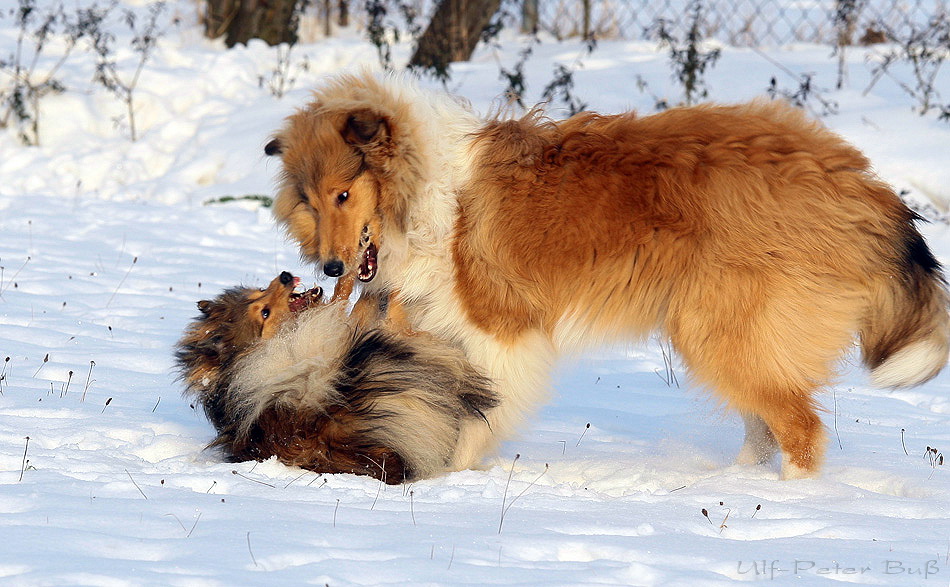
[289,277,323,312]
[358,242,378,283]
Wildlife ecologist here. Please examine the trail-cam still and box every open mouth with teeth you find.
[358,242,378,282]
[288,276,323,312]
[356,225,378,283]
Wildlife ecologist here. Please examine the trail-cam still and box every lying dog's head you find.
[176,271,322,396]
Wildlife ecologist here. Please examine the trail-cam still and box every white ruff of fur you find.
[364,73,481,292]
[870,339,949,388]
[354,76,558,469]
[228,304,352,437]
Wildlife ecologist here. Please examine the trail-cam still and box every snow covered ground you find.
[1,3,949,585]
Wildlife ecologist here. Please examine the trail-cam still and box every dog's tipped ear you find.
[197,300,212,315]
[343,109,389,147]
[264,138,283,156]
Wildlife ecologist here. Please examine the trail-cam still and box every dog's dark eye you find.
[261,307,270,320]
[337,191,349,205]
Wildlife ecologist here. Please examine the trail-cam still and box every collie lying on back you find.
[265,72,949,479]
[175,271,496,483]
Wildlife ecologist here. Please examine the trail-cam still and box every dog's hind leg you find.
[736,413,779,466]
[669,274,859,479]
[751,392,826,479]
[690,356,828,479]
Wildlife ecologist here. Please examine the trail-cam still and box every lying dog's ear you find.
[343,109,389,147]
[264,138,282,156]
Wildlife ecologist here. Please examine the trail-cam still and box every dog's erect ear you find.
[197,300,212,315]
[343,109,389,147]
[264,138,283,156]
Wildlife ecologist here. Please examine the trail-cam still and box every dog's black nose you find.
[279,271,294,285]
[323,260,345,277]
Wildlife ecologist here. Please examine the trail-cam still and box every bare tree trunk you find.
[409,0,502,76]
[338,0,349,28]
[582,0,590,39]
[323,0,332,37]
[204,0,302,48]
[521,0,538,33]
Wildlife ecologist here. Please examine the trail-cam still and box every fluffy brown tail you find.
[863,223,950,388]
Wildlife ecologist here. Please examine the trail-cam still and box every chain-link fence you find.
[333,0,945,47]
[531,0,944,46]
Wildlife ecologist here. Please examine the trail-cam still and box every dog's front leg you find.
[383,292,418,336]
[331,272,356,303]
[350,291,385,329]
[348,289,417,333]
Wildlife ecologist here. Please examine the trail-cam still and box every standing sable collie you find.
[176,271,496,483]
[265,72,949,479]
